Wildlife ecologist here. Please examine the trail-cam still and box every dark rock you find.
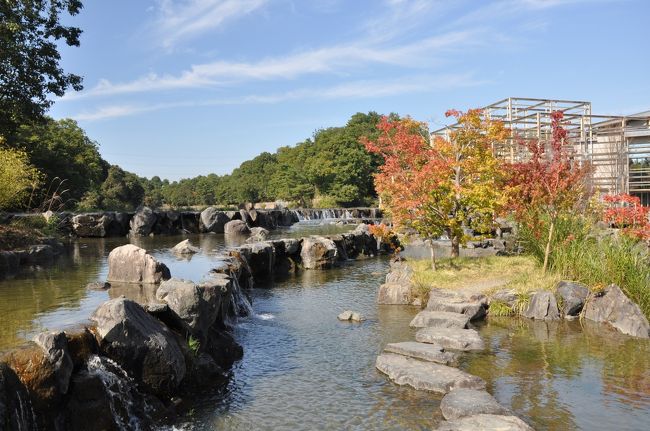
[0,363,38,431]
[583,284,650,338]
[556,281,589,316]
[91,297,186,397]
[440,388,510,420]
[225,219,250,235]
[86,281,111,290]
[522,291,560,321]
[107,244,171,284]
[65,328,99,370]
[200,207,230,233]
[205,328,243,369]
[0,250,20,277]
[24,244,55,264]
[130,206,157,236]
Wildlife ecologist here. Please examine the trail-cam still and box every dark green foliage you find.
[79,165,144,211]
[0,0,83,138]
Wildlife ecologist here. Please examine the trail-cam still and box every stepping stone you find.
[427,289,487,321]
[409,310,470,329]
[415,327,485,351]
[440,388,510,420]
[384,341,459,365]
[436,414,535,431]
[375,353,486,394]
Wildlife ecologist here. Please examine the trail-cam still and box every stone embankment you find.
[0,224,385,430]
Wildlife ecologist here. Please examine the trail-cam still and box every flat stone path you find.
[435,414,535,431]
[375,353,486,394]
[383,341,459,365]
[440,388,510,420]
[415,327,486,351]
[426,289,487,320]
[409,310,470,329]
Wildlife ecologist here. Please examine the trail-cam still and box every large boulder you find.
[171,239,200,255]
[300,236,338,269]
[436,414,534,431]
[378,260,418,305]
[91,297,186,396]
[556,281,589,317]
[200,207,230,233]
[225,219,250,235]
[130,206,157,236]
[107,244,171,284]
[440,388,510,420]
[583,284,650,338]
[247,227,270,243]
[72,213,111,237]
[522,291,560,321]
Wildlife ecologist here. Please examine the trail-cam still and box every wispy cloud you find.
[154,0,268,48]
[72,73,484,121]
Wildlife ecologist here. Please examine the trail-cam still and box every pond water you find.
[1,222,649,430]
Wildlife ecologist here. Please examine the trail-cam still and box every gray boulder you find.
[171,239,200,255]
[415,327,485,351]
[225,219,250,235]
[383,342,458,365]
[130,206,156,236]
[490,289,518,307]
[32,331,74,397]
[377,260,418,305]
[91,297,186,396]
[440,388,510,420]
[337,310,366,322]
[247,227,270,243]
[200,207,230,233]
[375,353,485,394]
[522,291,560,320]
[556,281,589,316]
[583,284,649,338]
[436,414,534,431]
[427,289,487,321]
[300,236,338,269]
[409,311,470,329]
[71,213,111,237]
[107,244,171,284]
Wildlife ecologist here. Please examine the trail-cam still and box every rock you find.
[91,297,186,396]
[243,242,275,280]
[65,328,99,369]
[377,260,418,305]
[427,289,487,321]
[107,244,171,284]
[409,311,470,329]
[383,341,458,365]
[436,414,534,431]
[130,206,157,236]
[583,284,650,338]
[300,236,338,269]
[86,281,111,290]
[0,363,38,431]
[337,310,366,322]
[415,327,485,351]
[490,289,518,307]
[248,226,270,241]
[556,281,589,316]
[522,291,560,320]
[32,331,74,396]
[375,353,485,394]
[440,388,510,420]
[72,213,111,237]
[200,207,230,233]
[24,244,55,264]
[225,219,250,235]
[0,250,20,277]
[172,239,200,255]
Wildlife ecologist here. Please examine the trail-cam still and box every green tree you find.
[0,142,41,210]
[97,165,144,211]
[0,0,83,138]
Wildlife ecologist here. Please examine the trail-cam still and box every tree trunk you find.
[429,242,437,271]
[543,220,555,274]
[451,234,460,258]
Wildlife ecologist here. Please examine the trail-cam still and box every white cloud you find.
[154,0,268,48]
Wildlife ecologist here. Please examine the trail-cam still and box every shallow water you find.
[1,223,649,430]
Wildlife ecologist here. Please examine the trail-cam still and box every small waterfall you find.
[85,355,150,431]
[230,276,253,319]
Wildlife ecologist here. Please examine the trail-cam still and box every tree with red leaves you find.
[505,111,592,272]
[364,111,507,269]
[603,193,650,241]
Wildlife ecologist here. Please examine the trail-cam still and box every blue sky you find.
[50,0,650,180]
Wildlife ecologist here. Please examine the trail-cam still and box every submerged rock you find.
[225,219,250,235]
[300,236,338,269]
[415,327,485,351]
[91,297,186,397]
[86,281,111,290]
[409,310,470,329]
[337,310,366,322]
[440,388,510,420]
[522,291,560,321]
[436,414,535,431]
[107,244,171,284]
[556,281,589,317]
[383,342,458,365]
[583,284,650,338]
[171,239,200,255]
[375,353,485,394]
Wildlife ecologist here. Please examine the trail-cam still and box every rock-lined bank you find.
[0,224,386,430]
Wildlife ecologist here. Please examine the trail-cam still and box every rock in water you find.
[130,206,157,236]
[375,353,485,394]
[0,363,38,431]
[91,297,186,397]
[224,220,251,235]
[32,331,74,396]
[440,388,510,420]
[436,414,535,431]
[247,227,270,243]
[300,236,338,269]
[427,289,487,321]
[200,207,230,233]
[409,311,470,329]
[107,244,171,284]
[583,284,650,338]
[383,342,458,365]
[556,281,589,317]
[337,310,366,322]
[415,327,485,351]
[172,239,200,255]
[522,291,560,321]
